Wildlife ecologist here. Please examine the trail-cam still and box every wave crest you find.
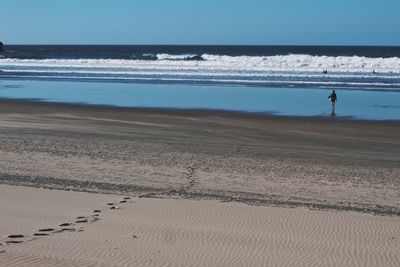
[1,54,400,89]
[156,54,204,61]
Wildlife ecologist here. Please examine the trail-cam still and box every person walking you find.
[328,90,337,115]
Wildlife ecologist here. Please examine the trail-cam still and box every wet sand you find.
[0,99,399,214]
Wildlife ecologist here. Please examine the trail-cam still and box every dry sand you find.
[1,184,399,267]
[0,99,400,266]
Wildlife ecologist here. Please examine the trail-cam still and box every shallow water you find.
[0,79,399,120]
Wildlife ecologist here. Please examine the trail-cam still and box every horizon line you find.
[2,43,400,47]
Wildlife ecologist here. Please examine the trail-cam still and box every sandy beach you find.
[3,0,400,265]
[1,185,400,267]
[1,99,400,266]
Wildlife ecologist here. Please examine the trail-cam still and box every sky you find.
[1,0,399,45]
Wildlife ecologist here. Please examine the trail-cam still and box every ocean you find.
[1,45,400,90]
[1,45,400,120]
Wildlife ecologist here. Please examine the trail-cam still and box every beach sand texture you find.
[0,100,400,266]
[0,100,399,214]
[1,185,400,267]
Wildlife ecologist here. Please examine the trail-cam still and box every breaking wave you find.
[1,54,400,90]
[156,54,204,61]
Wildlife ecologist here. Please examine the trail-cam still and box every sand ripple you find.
[1,184,400,266]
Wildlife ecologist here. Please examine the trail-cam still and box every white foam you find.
[1,74,398,89]
[201,54,400,73]
[1,54,400,89]
[1,54,400,73]
[156,54,199,60]
[3,68,400,80]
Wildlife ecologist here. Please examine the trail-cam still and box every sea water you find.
[0,79,399,120]
[0,45,399,120]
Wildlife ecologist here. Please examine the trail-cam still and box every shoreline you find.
[1,97,399,123]
[0,98,399,216]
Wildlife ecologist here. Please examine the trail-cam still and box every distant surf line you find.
[2,74,400,91]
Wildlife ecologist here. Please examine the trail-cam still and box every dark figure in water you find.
[328,90,337,116]
[0,42,4,52]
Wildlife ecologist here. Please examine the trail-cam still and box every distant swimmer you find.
[0,41,4,52]
[328,90,337,116]
[322,69,328,74]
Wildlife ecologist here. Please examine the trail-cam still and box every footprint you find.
[120,200,127,203]
[76,216,87,219]
[107,203,114,206]
[54,228,75,233]
[0,250,6,253]
[8,235,24,239]
[76,219,88,223]
[123,197,130,200]
[90,217,100,223]
[38,228,55,232]
[59,223,72,227]
[33,233,49,236]
[93,210,101,213]
[110,206,120,210]
[5,240,23,244]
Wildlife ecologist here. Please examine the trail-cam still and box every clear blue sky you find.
[1,0,399,45]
